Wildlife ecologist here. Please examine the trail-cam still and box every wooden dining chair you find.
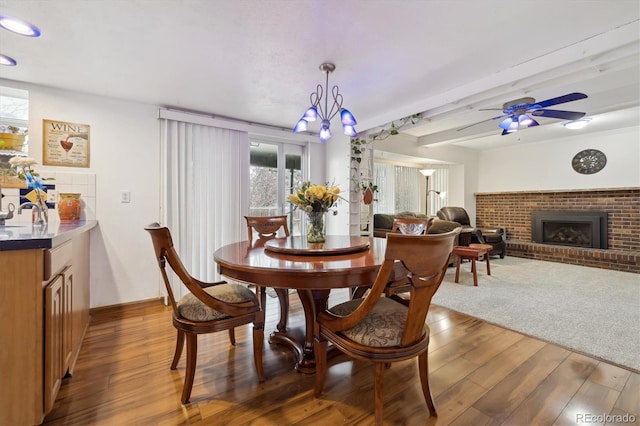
[384,216,436,298]
[313,229,460,425]
[145,223,265,404]
[352,216,436,299]
[390,216,434,235]
[244,215,291,333]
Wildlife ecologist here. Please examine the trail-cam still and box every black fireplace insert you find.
[531,211,608,249]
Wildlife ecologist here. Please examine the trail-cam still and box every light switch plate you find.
[121,191,130,203]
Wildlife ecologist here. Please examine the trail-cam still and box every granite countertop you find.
[0,220,98,251]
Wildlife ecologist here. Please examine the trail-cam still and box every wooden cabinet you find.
[44,262,74,414]
[0,229,91,425]
[44,272,65,414]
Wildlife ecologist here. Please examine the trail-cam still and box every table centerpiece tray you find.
[264,235,370,256]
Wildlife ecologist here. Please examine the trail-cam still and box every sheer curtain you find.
[159,117,249,298]
[373,163,421,213]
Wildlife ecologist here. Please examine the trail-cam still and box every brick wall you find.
[475,188,640,273]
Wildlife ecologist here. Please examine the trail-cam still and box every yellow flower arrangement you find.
[288,181,341,213]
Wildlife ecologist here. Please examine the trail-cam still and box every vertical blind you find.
[373,163,421,214]
[160,118,249,297]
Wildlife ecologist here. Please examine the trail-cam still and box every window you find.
[249,140,305,234]
[1,86,29,177]
[372,163,448,215]
[373,163,421,213]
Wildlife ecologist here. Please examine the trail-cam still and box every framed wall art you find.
[43,119,90,167]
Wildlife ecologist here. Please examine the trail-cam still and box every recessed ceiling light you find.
[0,54,17,66]
[564,118,592,130]
[0,14,41,37]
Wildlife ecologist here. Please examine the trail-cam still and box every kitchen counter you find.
[0,220,98,251]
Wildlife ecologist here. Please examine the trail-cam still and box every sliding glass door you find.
[249,140,305,234]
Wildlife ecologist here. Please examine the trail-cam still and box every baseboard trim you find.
[89,297,166,323]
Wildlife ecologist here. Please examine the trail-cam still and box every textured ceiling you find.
[0,0,638,155]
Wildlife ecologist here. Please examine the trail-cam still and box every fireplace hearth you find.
[532,211,608,249]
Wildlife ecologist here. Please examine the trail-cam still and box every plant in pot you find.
[361,181,378,205]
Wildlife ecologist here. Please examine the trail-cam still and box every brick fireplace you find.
[475,188,639,273]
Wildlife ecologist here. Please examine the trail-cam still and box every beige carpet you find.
[432,256,640,372]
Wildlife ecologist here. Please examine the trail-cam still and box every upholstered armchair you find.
[437,206,506,258]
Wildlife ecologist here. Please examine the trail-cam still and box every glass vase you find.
[306,211,326,243]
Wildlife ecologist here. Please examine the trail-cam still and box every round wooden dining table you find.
[214,235,388,373]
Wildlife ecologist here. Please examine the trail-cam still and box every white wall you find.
[2,79,338,308]
[372,126,639,224]
[325,133,350,235]
[2,78,161,307]
[477,126,640,191]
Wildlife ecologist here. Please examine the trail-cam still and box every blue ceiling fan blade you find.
[530,109,586,120]
[530,92,587,109]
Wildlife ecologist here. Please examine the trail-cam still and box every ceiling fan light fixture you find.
[518,114,533,126]
[564,118,591,130]
[506,118,519,133]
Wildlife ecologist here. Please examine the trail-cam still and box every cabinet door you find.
[63,267,74,373]
[44,273,64,414]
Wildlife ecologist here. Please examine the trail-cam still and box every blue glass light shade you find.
[0,14,41,37]
[319,119,331,141]
[0,54,16,66]
[302,106,318,122]
[506,119,519,133]
[340,109,357,126]
[293,118,308,133]
[343,125,357,137]
[518,114,533,126]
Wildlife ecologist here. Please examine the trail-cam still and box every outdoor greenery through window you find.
[0,86,29,177]
[249,141,303,234]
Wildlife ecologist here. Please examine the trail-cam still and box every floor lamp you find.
[420,169,446,215]
[427,189,447,216]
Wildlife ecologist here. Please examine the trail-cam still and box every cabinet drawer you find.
[44,240,72,281]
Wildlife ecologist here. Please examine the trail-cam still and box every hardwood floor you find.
[43,290,639,425]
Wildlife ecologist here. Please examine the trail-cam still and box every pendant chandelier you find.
[293,63,357,142]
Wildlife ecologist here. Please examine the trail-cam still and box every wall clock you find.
[571,149,607,174]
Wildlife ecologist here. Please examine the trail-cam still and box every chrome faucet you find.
[0,185,15,226]
[18,202,45,226]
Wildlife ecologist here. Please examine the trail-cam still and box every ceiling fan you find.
[459,92,588,135]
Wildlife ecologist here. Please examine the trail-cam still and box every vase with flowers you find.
[9,156,50,224]
[288,181,342,243]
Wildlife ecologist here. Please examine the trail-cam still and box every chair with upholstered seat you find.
[245,215,291,333]
[145,223,265,403]
[314,229,460,424]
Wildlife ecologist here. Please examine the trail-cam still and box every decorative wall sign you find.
[43,119,90,167]
[571,149,606,175]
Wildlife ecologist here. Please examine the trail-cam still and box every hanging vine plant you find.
[350,113,424,196]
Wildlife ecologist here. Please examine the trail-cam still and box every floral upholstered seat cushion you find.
[328,297,427,347]
[177,283,258,322]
